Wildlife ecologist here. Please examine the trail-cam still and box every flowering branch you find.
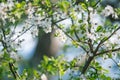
[12,24,34,42]
[55,23,89,53]
[81,26,120,74]
[1,28,20,79]
[94,26,120,54]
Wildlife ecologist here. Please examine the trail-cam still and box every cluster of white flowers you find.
[0,0,15,24]
[40,18,52,33]
[25,3,53,33]
[87,33,96,40]
[102,5,118,19]
[86,7,105,41]
[26,3,35,19]
[30,26,39,37]
[53,28,67,44]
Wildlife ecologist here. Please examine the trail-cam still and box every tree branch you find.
[95,47,120,56]
[81,56,94,74]
[1,28,20,79]
[9,62,20,79]
[12,24,34,42]
[94,26,120,54]
[9,63,17,79]
[74,30,88,44]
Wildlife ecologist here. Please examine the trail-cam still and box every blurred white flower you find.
[7,0,14,10]
[88,7,93,12]
[27,6,35,19]
[26,0,29,2]
[103,55,108,60]
[102,5,114,17]
[10,17,15,23]
[0,0,14,23]
[112,13,118,19]
[41,74,48,80]
[74,5,81,11]
[40,18,52,33]
[43,27,52,33]
[87,33,96,40]
[102,5,118,19]
[53,29,67,43]
[10,52,20,61]
[80,74,86,80]
[31,26,39,37]
[109,35,119,44]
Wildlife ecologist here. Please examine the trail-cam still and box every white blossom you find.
[112,13,118,19]
[43,27,52,33]
[80,74,86,80]
[53,28,67,43]
[31,26,39,37]
[10,52,20,61]
[102,5,118,19]
[10,17,15,23]
[103,55,108,60]
[7,0,14,10]
[87,33,96,40]
[0,0,15,24]
[41,74,48,80]
[26,5,35,19]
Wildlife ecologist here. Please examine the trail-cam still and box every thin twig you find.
[12,24,34,42]
[95,47,120,56]
[74,30,88,44]
[110,58,119,67]
[74,30,88,53]
[93,0,101,8]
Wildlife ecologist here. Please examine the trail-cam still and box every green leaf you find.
[81,3,87,11]
[58,1,70,13]
[96,25,103,32]
[5,28,11,35]
[43,56,48,64]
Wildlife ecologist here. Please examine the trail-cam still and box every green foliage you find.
[0,0,120,80]
[38,55,69,76]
